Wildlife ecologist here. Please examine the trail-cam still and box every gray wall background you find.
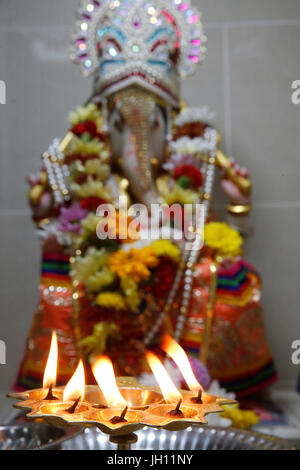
[0,0,300,391]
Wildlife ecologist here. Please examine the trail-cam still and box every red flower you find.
[80,196,107,211]
[71,120,98,138]
[71,120,106,142]
[154,258,176,299]
[174,165,203,188]
[175,122,208,139]
[73,174,89,185]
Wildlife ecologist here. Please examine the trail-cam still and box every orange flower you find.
[105,210,139,243]
[108,246,158,283]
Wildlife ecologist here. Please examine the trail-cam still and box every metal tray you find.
[0,421,293,450]
[0,422,81,450]
[60,425,292,450]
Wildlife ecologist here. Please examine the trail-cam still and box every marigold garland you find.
[67,136,107,157]
[204,222,243,257]
[108,246,159,283]
[120,277,140,313]
[70,178,113,201]
[71,247,115,292]
[221,404,259,429]
[152,240,180,262]
[69,102,102,127]
[161,185,198,205]
[79,321,119,358]
[95,292,127,310]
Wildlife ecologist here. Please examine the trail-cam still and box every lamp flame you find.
[92,356,127,407]
[63,359,85,402]
[146,351,182,403]
[43,331,58,389]
[161,334,203,392]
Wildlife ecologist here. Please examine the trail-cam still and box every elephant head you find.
[108,86,168,207]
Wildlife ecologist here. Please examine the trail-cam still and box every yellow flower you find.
[69,103,102,127]
[162,185,198,205]
[71,247,115,292]
[69,160,110,182]
[109,246,158,283]
[69,160,85,180]
[79,213,101,240]
[79,321,119,358]
[67,135,107,157]
[85,160,110,180]
[107,211,140,242]
[221,404,259,429]
[70,177,113,200]
[85,268,115,292]
[95,292,126,310]
[157,176,198,205]
[204,222,243,257]
[151,240,180,263]
[121,277,140,313]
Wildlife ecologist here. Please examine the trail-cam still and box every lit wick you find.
[65,396,81,414]
[190,388,203,404]
[168,399,184,418]
[110,406,128,424]
[63,359,85,413]
[44,384,58,401]
[43,331,58,400]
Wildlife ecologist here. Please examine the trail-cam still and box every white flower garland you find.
[174,106,216,127]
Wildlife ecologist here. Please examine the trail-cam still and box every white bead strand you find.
[144,128,217,345]
[174,129,217,341]
[42,139,71,206]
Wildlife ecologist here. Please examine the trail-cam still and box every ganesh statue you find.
[15,0,277,397]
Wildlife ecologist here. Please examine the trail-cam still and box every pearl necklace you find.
[144,129,217,345]
[42,138,71,206]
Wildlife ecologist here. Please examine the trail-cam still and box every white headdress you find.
[71,0,206,107]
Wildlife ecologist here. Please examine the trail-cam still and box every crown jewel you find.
[71,0,206,105]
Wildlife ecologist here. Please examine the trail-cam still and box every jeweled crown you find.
[71,0,206,106]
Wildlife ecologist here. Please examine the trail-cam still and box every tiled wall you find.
[0,0,300,391]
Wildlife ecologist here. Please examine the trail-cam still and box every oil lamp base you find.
[109,432,138,450]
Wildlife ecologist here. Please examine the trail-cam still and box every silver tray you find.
[61,426,292,450]
[0,422,81,450]
[0,422,293,450]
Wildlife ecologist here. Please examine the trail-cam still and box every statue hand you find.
[220,159,251,204]
[27,170,54,218]
[221,179,251,204]
[30,191,54,218]
[26,172,42,187]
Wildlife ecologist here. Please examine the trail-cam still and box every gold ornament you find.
[227,204,251,215]
[216,149,252,195]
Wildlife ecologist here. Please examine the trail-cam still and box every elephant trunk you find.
[115,89,156,191]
